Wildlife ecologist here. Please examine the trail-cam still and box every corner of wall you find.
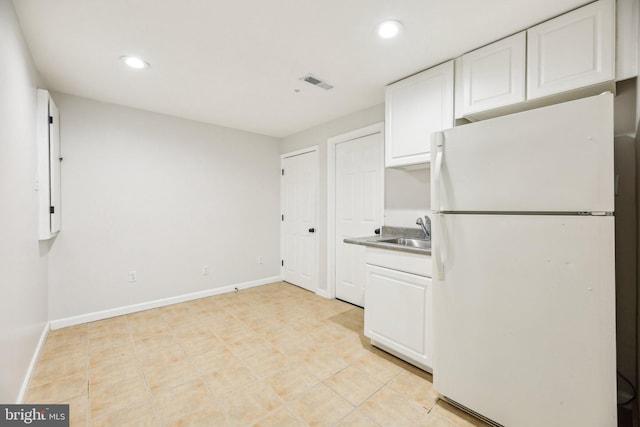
[16,322,50,403]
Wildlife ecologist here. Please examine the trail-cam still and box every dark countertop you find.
[344,226,431,255]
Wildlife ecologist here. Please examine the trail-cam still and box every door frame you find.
[326,122,385,299]
[280,146,320,293]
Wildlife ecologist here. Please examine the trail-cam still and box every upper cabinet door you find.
[527,0,615,100]
[385,61,454,168]
[461,32,526,116]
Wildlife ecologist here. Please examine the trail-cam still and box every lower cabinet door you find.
[364,264,432,368]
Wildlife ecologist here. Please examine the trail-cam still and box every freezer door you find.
[432,214,616,427]
[431,93,614,213]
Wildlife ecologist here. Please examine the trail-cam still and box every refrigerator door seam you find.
[438,211,614,216]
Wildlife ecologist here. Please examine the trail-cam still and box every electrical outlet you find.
[202,266,209,276]
[128,271,137,283]
[257,256,263,264]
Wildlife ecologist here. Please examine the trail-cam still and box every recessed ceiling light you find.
[120,55,150,69]
[377,20,403,39]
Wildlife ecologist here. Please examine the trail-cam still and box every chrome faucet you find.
[416,216,431,240]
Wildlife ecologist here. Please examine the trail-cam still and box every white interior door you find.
[335,132,383,306]
[281,150,318,292]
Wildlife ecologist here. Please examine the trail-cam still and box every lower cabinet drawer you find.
[365,247,432,277]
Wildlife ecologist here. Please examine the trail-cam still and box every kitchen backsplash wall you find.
[384,167,430,228]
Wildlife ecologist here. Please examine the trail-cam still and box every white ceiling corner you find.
[12,0,591,138]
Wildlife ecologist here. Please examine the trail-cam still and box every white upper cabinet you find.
[385,61,454,167]
[461,32,526,115]
[455,0,623,119]
[364,247,433,371]
[527,0,615,100]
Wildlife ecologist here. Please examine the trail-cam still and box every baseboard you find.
[17,321,50,403]
[50,276,282,330]
[315,288,330,299]
[370,338,432,374]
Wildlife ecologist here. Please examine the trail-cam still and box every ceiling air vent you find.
[300,74,333,90]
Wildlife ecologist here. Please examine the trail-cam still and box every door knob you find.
[374,228,381,235]
[308,228,315,233]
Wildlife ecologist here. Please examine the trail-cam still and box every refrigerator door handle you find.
[433,213,444,280]
[433,133,444,213]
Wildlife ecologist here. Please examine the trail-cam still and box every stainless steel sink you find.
[379,237,431,249]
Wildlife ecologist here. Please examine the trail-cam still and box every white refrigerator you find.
[430,93,617,427]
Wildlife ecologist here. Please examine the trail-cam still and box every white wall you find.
[48,94,281,320]
[384,167,431,227]
[0,0,49,403]
[279,103,431,293]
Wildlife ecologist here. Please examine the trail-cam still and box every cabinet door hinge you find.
[281,169,285,176]
[281,214,284,221]
[48,116,53,124]
[281,260,284,267]
[49,206,55,214]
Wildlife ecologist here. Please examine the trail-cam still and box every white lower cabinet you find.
[364,249,432,371]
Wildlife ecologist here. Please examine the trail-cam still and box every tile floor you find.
[25,281,490,427]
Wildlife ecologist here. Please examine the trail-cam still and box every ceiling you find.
[13,0,592,138]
